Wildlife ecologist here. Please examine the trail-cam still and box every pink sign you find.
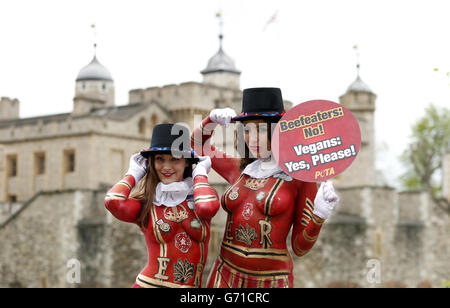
[272,100,361,182]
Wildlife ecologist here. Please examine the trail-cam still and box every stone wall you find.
[0,185,449,288]
[0,133,147,202]
[0,190,91,287]
[128,82,242,114]
[444,153,450,201]
[292,186,450,288]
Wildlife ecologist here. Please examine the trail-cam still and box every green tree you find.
[400,104,450,212]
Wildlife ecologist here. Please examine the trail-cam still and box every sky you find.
[1,0,450,188]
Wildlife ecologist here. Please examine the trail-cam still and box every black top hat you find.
[232,87,286,122]
[140,123,199,163]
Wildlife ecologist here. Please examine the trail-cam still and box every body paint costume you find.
[192,116,324,288]
[105,174,219,288]
[105,124,220,288]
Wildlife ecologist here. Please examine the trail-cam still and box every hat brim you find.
[232,113,284,122]
[140,149,200,163]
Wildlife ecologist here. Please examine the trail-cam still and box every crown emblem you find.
[244,178,270,190]
[164,205,189,223]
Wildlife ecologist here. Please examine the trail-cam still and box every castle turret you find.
[0,97,20,121]
[337,65,376,187]
[73,55,115,114]
[201,14,240,90]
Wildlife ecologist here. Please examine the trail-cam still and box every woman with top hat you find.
[191,87,339,288]
[105,123,220,288]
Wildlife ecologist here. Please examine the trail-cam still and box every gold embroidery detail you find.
[235,224,258,246]
[221,242,290,261]
[193,183,212,190]
[303,229,318,242]
[259,219,273,249]
[194,263,204,287]
[306,198,314,212]
[164,204,189,223]
[118,181,132,190]
[136,274,195,288]
[294,247,308,256]
[155,257,170,280]
[105,193,127,201]
[173,258,195,283]
[244,177,270,190]
[194,195,218,203]
[312,215,325,225]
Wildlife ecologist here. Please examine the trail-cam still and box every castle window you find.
[102,83,106,91]
[150,114,158,131]
[34,152,46,175]
[138,118,146,135]
[64,149,76,173]
[82,82,86,91]
[7,195,17,203]
[7,155,17,177]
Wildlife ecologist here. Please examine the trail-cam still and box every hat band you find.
[234,110,286,119]
[145,147,195,155]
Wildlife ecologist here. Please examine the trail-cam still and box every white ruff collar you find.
[153,177,194,209]
[242,156,283,179]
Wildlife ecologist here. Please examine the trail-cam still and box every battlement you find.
[0,97,20,121]
[128,81,242,112]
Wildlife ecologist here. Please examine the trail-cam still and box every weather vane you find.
[216,10,223,49]
[91,23,97,56]
[353,44,360,76]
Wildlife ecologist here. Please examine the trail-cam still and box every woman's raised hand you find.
[125,153,148,183]
[209,108,237,126]
[192,156,212,178]
[312,181,340,220]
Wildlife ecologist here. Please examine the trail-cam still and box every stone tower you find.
[0,97,20,121]
[73,55,115,114]
[200,23,241,90]
[337,66,376,187]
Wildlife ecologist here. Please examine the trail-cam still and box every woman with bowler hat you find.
[191,87,339,288]
[105,123,220,288]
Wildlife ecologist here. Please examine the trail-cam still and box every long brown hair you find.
[131,155,194,229]
[236,120,278,171]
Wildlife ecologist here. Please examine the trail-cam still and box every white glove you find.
[125,153,148,183]
[312,181,339,220]
[192,156,212,178]
[209,108,237,126]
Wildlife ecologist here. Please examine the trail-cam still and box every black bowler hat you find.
[232,87,286,122]
[140,123,199,163]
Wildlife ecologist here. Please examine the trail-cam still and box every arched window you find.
[150,114,158,131]
[138,118,146,135]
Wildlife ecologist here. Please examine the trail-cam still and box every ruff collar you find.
[153,177,194,209]
[242,156,283,179]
